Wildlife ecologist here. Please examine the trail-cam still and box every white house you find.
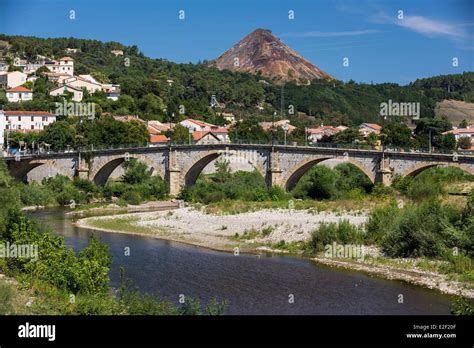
[6,86,33,102]
[45,57,74,76]
[0,71,28,89]
[359,123,382,137]
[443,127,474,149]
[193,131,221,144]
[63,76,102,93]
[101,84,121,100]
[180,119,216,132]
[1,110,56,149]
[306,125,344,143]
[50,85,84,102]
[111,50,124,56]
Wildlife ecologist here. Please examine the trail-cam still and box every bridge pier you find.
[168,169,182,196]
[266,149,283,188]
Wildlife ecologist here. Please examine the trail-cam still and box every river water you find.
[27,208,453,315]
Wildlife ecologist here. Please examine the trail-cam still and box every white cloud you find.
[279,30,379,38]
[395,15,468,39]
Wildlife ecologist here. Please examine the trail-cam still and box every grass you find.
[86,216,161,235]
[202,196,391,215]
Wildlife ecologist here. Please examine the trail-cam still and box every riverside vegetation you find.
[0,160,226,315]
[5,156,474,314]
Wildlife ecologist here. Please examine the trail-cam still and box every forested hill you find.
[1,34,473,126]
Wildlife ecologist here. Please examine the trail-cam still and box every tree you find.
[171,124,190,143]
[215,157,231,183]
[228,119,269,143]
[458,136,472,150]
[333,128,362,144]
[459,119,468,128]
[381,122,413,148]
[38,120,76,150]
[122,159,150,185]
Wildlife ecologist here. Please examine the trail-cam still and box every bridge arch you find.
[91,154,163,186]
[8,159,73,183]
[401,162,474,178]
[181,150,265,188]
[282,156,375,191]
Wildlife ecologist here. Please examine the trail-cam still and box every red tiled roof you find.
[4,111,54,116]
[6,86,31,92]
[361,123,382,130]
[150,135,169,143]
[443,128,474,135]
[185,118,216,128]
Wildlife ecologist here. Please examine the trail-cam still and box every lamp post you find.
[283,124,289,146]
[272,111,276,146]
[304,126,308,146]
[6,120,11,155]
[188,128,193,145]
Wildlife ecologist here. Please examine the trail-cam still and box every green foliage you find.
[292,164,373,200]
[180,170,274,203]
[450,294,474,315]
[381,122,413,148]
[380,200,465,257]
[122,159,150,185]
[307,220,364,253]
[393,167,474,201]
[171,124,190,143]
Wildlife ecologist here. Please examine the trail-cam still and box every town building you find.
[0,71,27,89]
[443,127,474,149]
[359,123,382,137]
[193,131,221,144]
[306,125,345,143]
[49,85,84,102]
[63,75,102,93]
[45,57,74,76]
[259,119,296,134]
[1,110,56,149]
[6,86,33,102]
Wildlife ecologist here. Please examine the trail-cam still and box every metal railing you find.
[2,139,472,159]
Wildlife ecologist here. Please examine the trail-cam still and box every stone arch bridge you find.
[4,144,474,196]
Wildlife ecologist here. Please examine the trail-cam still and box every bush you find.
[308,220,364,253]
[381,200,462,257]
[19,182,55,206]
[365,203,400,244]
[121,190,143,205]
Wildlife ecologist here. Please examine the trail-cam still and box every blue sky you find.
[1,0,473,84]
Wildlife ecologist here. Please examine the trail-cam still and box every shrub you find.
[365,203,400,244]
[308,220,364,252]
[381,200,459,257]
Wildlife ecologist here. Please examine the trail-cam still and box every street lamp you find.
[283,124,289,146]
[188,128,193,145]
[272,111,276,146]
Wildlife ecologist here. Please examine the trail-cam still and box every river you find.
[27,208,453,315]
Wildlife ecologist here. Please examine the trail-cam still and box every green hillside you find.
[0,34,473,127]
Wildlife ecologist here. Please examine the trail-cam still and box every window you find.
[18,116,21,121]
[31,116,34,122]
[31,125,34,130]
